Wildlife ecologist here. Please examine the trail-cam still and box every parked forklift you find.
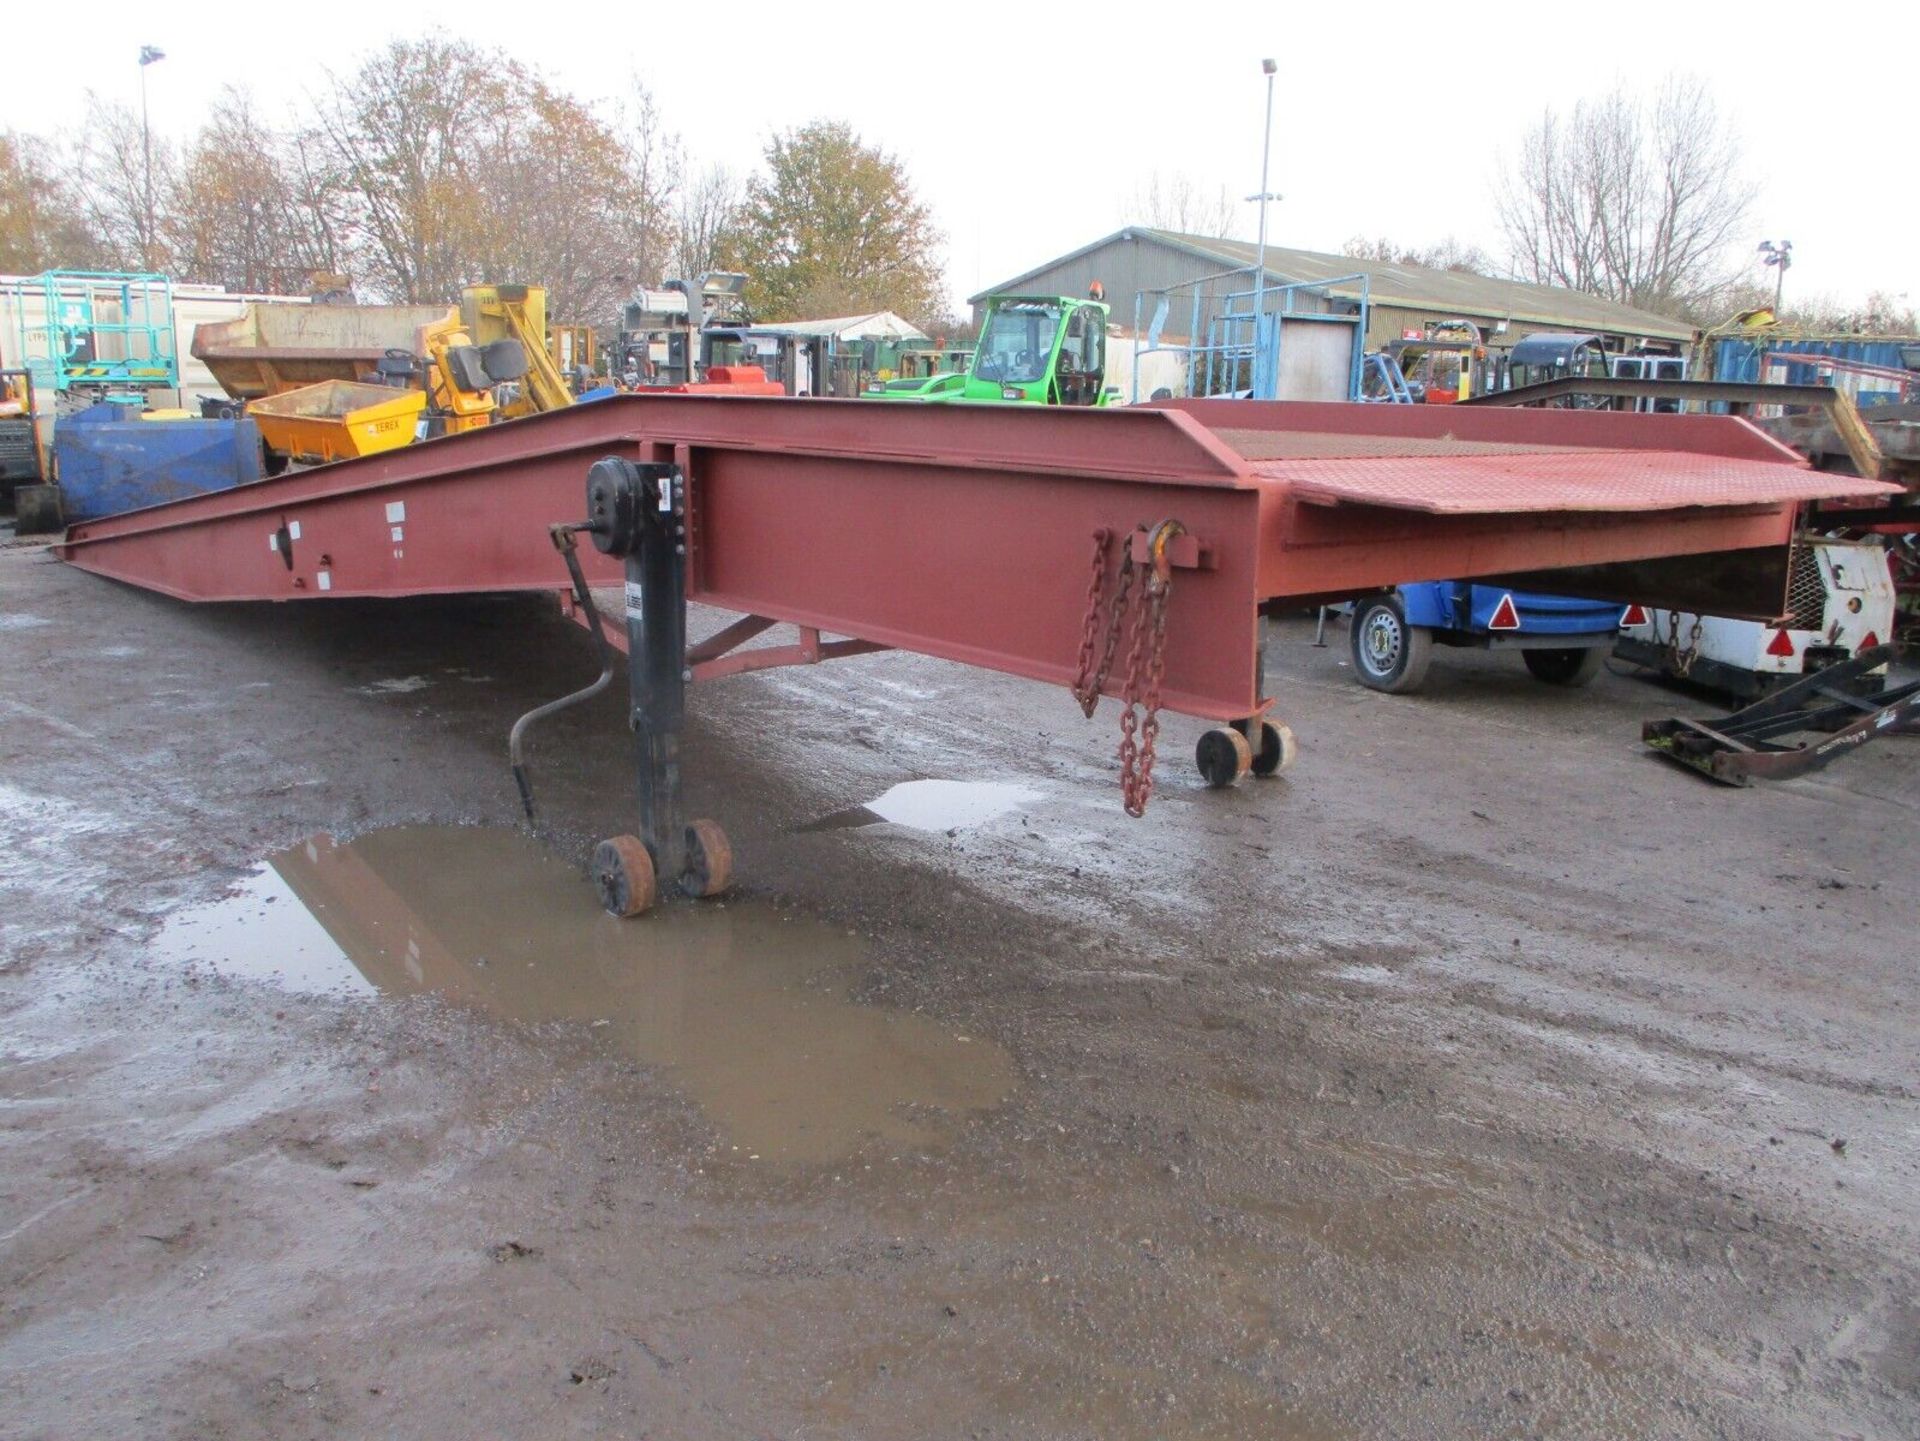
[612,273,750,388]
[1385,320,1501,405]
[0,370,44,508]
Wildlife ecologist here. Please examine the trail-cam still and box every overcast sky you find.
[16,2,1918,316]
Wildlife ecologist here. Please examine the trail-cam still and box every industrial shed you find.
[969,228,1695,355]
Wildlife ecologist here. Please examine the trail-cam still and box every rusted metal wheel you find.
[682,819,733,898]
[1251,720,1298,776]
[1195,726,1253,789]
[593,835,657,917]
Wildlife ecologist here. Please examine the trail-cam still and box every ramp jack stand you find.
[585,457,732,915]
[1199,643,1298,788]
[513,456,732,916]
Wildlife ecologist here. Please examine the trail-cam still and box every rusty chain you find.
[1072,528,1135,718]
[1075,521,1175,817]
[1072,520,1183,817]
[1070,528,1111,713]
[1663,607,1705,677]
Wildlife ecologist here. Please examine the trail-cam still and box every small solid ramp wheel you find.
[682,819,733,898]
[1251,720,1298,777]
[1195,726,1253,789]
[594,835,657,917]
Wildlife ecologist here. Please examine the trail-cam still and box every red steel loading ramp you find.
[57,394,1895,912]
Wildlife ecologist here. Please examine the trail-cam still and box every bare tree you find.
[674,163,743,283]
[1131,172,1238,238]
[1341,234,1495,275]
[610,81,682,293]
[167,89,347,292]
[478,81,654,323]
[312,39,521,302]
[70,95,173,270]
[0,130,106,271]
[312,47,684,314]
[1497,76,1750,319]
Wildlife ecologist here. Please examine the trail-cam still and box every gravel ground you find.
[1,534,1915,1440]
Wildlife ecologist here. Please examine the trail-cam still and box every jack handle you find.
[509,521,616,825]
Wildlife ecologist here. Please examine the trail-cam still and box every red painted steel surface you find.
[1255,449,1882,515]
[59,397,1266,719]
[57,394,1897,724]
[1161,397,1810,464]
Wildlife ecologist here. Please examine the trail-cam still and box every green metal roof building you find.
[968,228,1695,354]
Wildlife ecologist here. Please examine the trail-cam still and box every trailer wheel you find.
[682,819,733,898]
[1350,596,1433,694]
[1196,726,1254,788]
[1523,646,1606,687]
[593,835,657,917]
[1251,720,1298,776]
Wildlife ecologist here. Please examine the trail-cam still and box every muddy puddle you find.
[800,778,1041,833]
[148,825,1018,1165]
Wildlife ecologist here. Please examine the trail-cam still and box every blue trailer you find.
[1347,583,1622,693]
[1345,350,1628,692]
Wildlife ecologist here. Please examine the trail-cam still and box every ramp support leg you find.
[583,457,731,916]
[1201,615,1296,786]
[622,460,689,884]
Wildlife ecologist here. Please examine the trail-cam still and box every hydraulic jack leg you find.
[585,457,732,915]
[511,457,731,916]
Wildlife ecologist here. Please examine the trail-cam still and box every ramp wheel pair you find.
[593,820,733,917]
[1196,720,1297,789]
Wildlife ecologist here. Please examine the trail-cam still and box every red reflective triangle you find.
[1861,631,1879,650]
[1488,593,1521,630]
[1620,603,1649,627]
[1766,628,1796,657]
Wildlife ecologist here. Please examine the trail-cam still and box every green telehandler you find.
[867,290,1113,406]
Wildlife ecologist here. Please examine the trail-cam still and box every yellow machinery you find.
[548,322,597,383]
[230,288,573,470]
[248,381,428,465]
[416,310,525,436]
[459,285,578,419]
[1,369,46,496]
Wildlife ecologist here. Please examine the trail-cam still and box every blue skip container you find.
[53,404,263,522]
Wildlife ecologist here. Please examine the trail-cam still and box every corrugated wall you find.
[974,238,1680,357]
[975,235,1342,342]
[1709,336,1920,408]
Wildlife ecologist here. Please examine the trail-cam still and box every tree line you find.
[0,39,947,329]
[7,58,1907,339]
[1137,77,1910,336]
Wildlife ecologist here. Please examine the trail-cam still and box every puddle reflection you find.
[149,826,1017,1164]
[799,778,1041,834]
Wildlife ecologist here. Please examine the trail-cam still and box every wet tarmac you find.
[152,825,1018,1165]
[796,777,1041,833]
[3,552,1916,1439]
